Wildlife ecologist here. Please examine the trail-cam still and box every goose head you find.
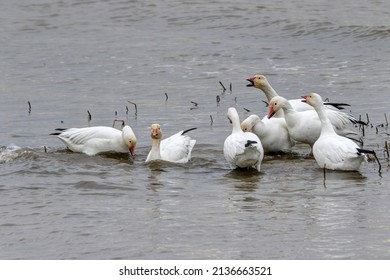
[246,74,270,89]
[122,125,137,156]
[301,92,323,107]
[267,96,287,119]
[241,115,261,132]
[150,123,162,140]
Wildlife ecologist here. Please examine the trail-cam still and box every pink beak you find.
[152,129,159,137]
[130,147,135,156]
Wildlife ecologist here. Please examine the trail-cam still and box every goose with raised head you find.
[241,114,295,153]
[303,92,376,171]
[246,74,350,116]
[224,107,264,171]
[267,95,359,147]
[51,125,137,156]
[146,124,196,163]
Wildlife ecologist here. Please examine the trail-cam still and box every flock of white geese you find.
[51,74,378,172]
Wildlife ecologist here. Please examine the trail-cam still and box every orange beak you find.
[267,106,276,119]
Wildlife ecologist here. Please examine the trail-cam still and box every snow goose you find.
[145,124,196,163]
[51,125,137,156]
[246,74,349,116]
[267,96,359,147]
[303,92,376,171]
[241,114,295,153]
[224,108,264,171]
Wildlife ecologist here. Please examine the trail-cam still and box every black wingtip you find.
[182,127,197,135]
[49,128,68,136]
[245,140,258,148]
[323,102,351,110]
[356,148,376,155]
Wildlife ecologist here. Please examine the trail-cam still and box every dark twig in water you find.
[87,110,92,121]
[113,119,125,128]
[191,101,198,106]
[385,113,388,127]
[373,151,382,173]
[115,111,118,118]
[126,106,129,115]
[165,92,168,101]
[243,108,250,112]
[210,115,213,125]
[44,146,47,153]
[234,97,237,104]
[229,83,232,92]
[366,113,370,125]
[28,101,32,114]
[262,100,269,107]
[323,164,327,188]
[216,95,220,104]
[128,101,138,115]
[385,141,389,160]
[358,148,382,173]
[219,81,226,91]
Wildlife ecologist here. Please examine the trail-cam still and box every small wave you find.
[0,145,38,164]
[281,21,390,41]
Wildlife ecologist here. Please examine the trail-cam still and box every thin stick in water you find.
[372,151,382,173]
[28,101,32,114]
[128,101,138,115]
[385,141,389,160]
[323,164,327,188]
[229,83,232,92]
[87,110,92,121]
[210,115,213,125]
[113,119,125,128]
[219,81,226,91]
[165,92,168,101]
[243,108,250,112]
[385,113,388,126]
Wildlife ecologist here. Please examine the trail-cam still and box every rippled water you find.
[1,0,390,259]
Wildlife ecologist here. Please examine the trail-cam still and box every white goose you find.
[267,96,359,147]
[145,124,196,163]
[51,125,137,156]
[241,114,295,153]
[303,93,375,171]
[246,74,349,117]
[224,107,264,171]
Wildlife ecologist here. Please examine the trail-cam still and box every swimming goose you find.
[267,96,359,147]
[145,124,196,163]
[241,114,295,153]
[303,93,374,171]
[51,125,137,156]
[224,107,264,171]
[246,74,349,116]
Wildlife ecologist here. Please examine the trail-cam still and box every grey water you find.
[1,0,390,259]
